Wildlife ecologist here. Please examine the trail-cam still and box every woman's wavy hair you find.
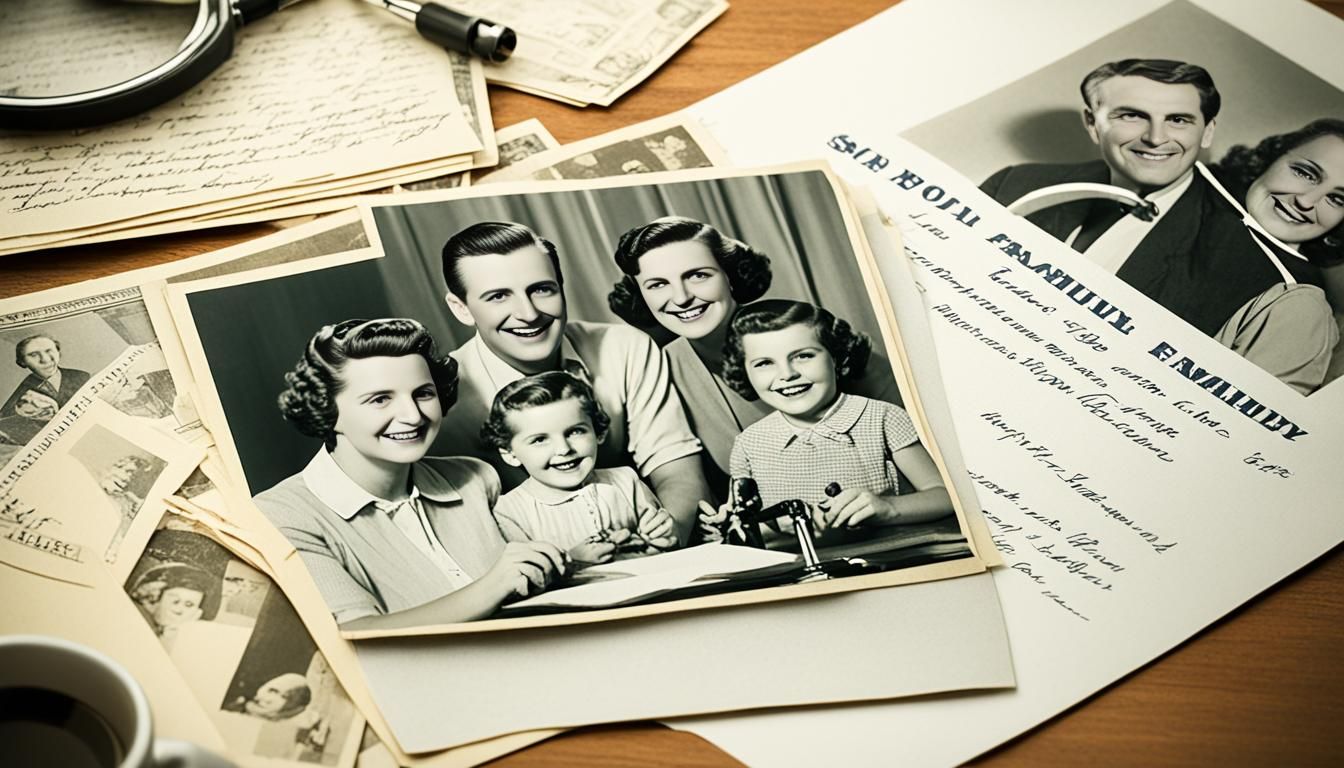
[480,370,610,450]
[276,318,458,450]
[720,299,871,401]
[1210,118,1344,265]
[607,217,772,327]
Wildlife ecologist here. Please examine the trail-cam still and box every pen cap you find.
[416,3,517,62]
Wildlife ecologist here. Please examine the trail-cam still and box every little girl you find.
[481,371,678,565]
[706,299,953,546]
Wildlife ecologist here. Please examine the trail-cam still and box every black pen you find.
[366,0,518,63]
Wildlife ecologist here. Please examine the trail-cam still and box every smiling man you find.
[1,334,91,420]
[981,59,1321,345]
[439,221,709,544]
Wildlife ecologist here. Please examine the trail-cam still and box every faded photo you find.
[173,168,981,633]
[67,424,168,557]
[903,0,1344,397]
[0,289,193,468]
[125,519,361,767]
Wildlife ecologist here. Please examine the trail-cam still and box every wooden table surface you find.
[5,2,1343,766]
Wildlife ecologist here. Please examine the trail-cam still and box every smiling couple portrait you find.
[903,1,1344,396]
[175,166,985,633]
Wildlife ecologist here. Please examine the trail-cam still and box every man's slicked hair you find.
[1080,59,1221,122]
[441,221,563,299]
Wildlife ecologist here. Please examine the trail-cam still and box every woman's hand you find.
[697,500,729,543]
[483,541,567,599]
[569,539,617,565]
[638,507,677,550]
[816,488,895,530]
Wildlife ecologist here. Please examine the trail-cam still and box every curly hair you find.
[1208,118,1344,265]
[442,221,563,299]
[276,318,458,450]
[480,370,611,450]
[720,299,872,401]
[606,216,772,328]
[1080,59,1220,122]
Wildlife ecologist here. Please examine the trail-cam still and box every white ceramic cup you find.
[0,635,235,768]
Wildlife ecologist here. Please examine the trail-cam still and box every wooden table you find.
[5,2,1343,766]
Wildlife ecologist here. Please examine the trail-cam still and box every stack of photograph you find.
[0,155,1010,766]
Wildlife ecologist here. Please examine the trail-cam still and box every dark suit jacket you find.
[981,160,1321,337]
[0,367,92,417]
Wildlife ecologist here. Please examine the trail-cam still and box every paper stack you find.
[0,0,493,257]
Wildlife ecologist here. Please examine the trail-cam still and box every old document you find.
[451,0,728,106]
[0,400,202,586]
[676,0,1344,764]
[0,0,481,253]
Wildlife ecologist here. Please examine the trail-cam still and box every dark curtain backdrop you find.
[188,170,892,494]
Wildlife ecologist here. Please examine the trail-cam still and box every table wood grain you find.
[4,2,1341,766]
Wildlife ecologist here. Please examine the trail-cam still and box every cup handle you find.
[153,739,237,768]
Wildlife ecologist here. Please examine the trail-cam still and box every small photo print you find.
[125,520,361,766]
[67,424,168,559]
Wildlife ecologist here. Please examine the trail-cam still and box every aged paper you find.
[0,0,480,247]
[0,400,202,586]
[674,0,1344,764]
[125,513,365,768]
[479,112,727,183]
[455,0,728,105]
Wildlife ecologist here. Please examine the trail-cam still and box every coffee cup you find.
[0,634,235,768]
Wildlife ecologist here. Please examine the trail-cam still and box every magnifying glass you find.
[0,0,516,132]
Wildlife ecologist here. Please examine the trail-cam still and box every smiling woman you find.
[251,318,567,630]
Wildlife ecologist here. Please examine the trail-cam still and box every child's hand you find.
[819,488,894,529]
[697,500,728,543]
[638,507,677,550]
[569,539,617,565]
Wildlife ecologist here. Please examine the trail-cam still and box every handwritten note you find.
[0,0,480,243]
[0,0,196,98]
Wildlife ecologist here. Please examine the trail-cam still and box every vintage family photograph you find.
[904,0,1344,397]
[125,518,362,767]
[168,166,984,633]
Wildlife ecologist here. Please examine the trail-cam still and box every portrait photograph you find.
[166,164,988,635]
[903,0,1344,397]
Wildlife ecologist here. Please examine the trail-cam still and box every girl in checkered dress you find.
[701,299,953,547]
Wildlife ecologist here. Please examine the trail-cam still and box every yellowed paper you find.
[125,512,366,768]
[0,0,480,244]
[0,399,203,586]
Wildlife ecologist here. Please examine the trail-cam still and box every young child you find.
[481,371,677,565]
[706,299,953,547]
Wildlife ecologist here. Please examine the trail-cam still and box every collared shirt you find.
[1071,169,1195,274]
[492,466,658,552]
[729,394,919,512]
[254,451,503,623]
[443,320,703,489]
